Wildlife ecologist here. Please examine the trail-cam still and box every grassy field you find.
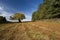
[0,20,60,40]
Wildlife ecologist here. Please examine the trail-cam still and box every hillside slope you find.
[0,21,60,40]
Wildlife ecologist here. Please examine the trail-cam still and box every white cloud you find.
[0,6,3,10]
[22,15,31,21]
[0,6,32,21]
[0,11,11,17]
[0,6,12,20]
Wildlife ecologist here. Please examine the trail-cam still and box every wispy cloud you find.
[22,15,31,21]
[0,6,12,20]
[0,6,32,21]
[0,6,3,10]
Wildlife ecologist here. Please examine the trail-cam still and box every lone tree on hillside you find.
[10,13,25,22]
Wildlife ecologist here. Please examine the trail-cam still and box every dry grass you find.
[0,20,60,40]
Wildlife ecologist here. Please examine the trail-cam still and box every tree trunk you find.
[18,19,21,22]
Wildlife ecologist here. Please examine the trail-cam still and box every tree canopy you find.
[10,13,25,22]
[32,0,60,21]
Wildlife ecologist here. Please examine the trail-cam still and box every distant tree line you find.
[0,16,7,23]
[32,0,60,21]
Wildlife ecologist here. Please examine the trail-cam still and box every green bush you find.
[0,16,7,22]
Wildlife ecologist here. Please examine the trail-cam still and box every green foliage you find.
[32,0,60,21]
[0,16,7,22]
[10,13,25,22]
[32,12,40,21]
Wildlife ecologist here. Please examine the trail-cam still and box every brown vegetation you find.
[0,20,60,40]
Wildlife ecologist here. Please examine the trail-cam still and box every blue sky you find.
[0,0,43,21]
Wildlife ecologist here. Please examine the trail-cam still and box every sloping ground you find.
[0,21,60,40]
